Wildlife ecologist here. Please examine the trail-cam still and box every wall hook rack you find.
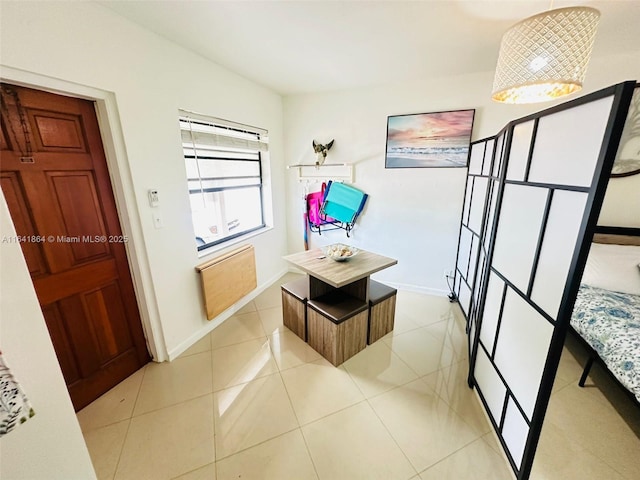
[287,163,353,183]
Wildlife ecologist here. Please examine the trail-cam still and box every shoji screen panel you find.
[454,138,496,324]
[454,135,504,363]
[468,82,636,480]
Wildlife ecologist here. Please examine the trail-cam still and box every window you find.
[179,111,268,250]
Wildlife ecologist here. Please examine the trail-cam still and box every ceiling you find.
[99,0,640,96]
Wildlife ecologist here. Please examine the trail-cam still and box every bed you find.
[569,235,640,404]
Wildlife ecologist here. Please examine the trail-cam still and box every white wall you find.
[0,0,289,361]
[0,196,97,480]
[284,52,640,293]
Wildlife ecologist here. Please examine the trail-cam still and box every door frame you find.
[1,66,166,361]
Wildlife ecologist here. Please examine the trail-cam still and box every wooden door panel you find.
[1,83,149,410]
[58,295,104,377]
[48,171,110,262]
[17,169,76,273]
[54,279,141,392]
[85,283,135,362]
[0,172,48,276]
[57,285,136,380]
[41,303,82,385]
[28,110,87,153]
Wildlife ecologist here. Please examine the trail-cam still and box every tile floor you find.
[79,273,640,480]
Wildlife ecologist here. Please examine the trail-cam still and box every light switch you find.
[152,212,163,229]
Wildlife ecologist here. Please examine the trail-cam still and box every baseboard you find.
[382,280,449,297]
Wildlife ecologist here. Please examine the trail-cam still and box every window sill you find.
[196,225,273,259]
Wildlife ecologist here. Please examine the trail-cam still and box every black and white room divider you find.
[454,130,505,359]
[453,81,636,480]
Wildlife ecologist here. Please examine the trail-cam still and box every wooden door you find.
[0,83,149,411]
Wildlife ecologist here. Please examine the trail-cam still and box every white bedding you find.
[581,243,640,295]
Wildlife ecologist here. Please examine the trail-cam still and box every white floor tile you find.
[302,402,416,480]
[77,366,145,432]
[253,283,285,310]
[258,305,287,336]
[133,351,213,416]
[268,330,322,371]
[211,337,278,392]
[382,310,422,338]
[210,311,266,350]
[369,378,482,472]
[171,462,216,480]
[83,419,130,480]
[422,360,491,435]
[396,291,453,327]
[180,334,212,358]
[280,359,364,425]
[236,300,257,315]
[539,383,640,479]
[531,418,626,480]
[216,430,317,480]
[213,373,299,459]
[419,436,513,480]
[115,395,215,480]
[343,341,418,398]
[383,327,456,376]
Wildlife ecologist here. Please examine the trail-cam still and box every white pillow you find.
[581,243,640,295]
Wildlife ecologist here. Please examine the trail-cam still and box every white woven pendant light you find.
[492,6,600,104]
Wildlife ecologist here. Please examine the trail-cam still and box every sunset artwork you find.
[385,109,475,168]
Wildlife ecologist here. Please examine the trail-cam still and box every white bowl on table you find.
[324,244,359,262]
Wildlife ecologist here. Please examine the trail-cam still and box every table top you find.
[283,248,397,288]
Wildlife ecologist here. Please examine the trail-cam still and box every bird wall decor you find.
[312,139,334,166]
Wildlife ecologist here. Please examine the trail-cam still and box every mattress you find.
[570,283,640,403]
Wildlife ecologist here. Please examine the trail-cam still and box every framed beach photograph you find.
[385,109,475,168]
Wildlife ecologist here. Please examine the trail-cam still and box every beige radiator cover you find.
[195,244,257,320]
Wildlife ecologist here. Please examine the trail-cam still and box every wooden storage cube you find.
[307,292,368,366]
[281,278,309,340]
[368,280,397,344]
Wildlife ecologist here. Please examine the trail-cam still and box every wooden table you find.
[283,247,397,302]
[283,247,398,366]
